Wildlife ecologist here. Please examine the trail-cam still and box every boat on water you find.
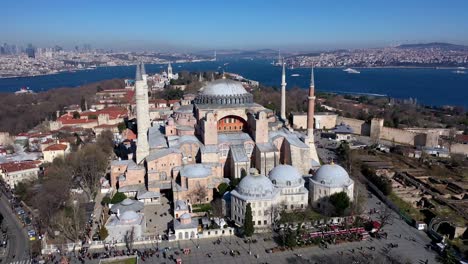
[291,74,300,77]
[343,68,360,74]
[453,70,466,74]
[15,86,35,95]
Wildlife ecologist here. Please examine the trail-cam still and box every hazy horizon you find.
[2,0,468,52]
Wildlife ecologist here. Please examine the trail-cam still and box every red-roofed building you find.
[43,143,69,163]
[0,161,41,189]
[122,128,137,141]
[50,107,128,133]
[455,134,468,144]
[93,89,135,110]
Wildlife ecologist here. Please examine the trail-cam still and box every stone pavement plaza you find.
[77,190,437,264]
[144,196,173,237]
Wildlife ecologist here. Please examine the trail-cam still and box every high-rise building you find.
[26,44,35,58]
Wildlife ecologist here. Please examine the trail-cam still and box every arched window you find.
[286,181,291,186]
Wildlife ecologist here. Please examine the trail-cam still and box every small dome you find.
[237,173,274,197]
[120,210,139,222]
[201,79,248,97]
[121,198,135,206]
[180,213,191,220]
[311,164,352,187]
[269,165,303,187]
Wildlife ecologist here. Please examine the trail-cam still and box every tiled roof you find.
[0,161,39,173]
[44,144,67,151]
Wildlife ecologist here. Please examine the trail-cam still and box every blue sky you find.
[2,0,468,51]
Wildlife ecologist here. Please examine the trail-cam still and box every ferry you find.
[343,68,360,74]
[15,87,35,95]
[291,74,300,77]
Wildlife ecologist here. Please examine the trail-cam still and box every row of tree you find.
[19,130,114,243]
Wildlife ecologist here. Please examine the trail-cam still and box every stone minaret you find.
[141,62,148,82]
[135,63,150,164]
[280,60,287,122]
[167,62,173,80]
[307,68,320,164]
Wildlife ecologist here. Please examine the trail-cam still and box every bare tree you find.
[376,204,394,232]
[211,198,223,217]
[54,199,86,243]
[192,184,207,204]
[71,144,108,200]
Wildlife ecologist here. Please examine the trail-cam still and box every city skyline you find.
[2,0,468,52]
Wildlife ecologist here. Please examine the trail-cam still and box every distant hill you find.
[396,42,468,50]
[196,49,281,59]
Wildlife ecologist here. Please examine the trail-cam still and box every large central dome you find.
[195,79,253,105]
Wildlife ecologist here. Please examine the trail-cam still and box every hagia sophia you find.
[110,62,354,234]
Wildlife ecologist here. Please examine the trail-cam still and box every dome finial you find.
[330,159,334,165]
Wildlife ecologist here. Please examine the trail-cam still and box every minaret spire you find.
[167,62,173,80]
[141,62,147,81]
[135,63,142,81]
[280,60,287,122]
[307,67,320,165]
[135,63,150,164]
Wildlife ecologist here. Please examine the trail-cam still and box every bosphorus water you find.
[1,59,467,107]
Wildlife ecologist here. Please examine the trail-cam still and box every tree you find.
[192,184,207,204]
[101,196,111,206]
[99,226,109,240]
[111,192,127,204]
[80,96,86,111]
[244,203,254,237]
[96,130,114,155]
[163,88,184,100]
[337,141,351,169]
[217,183,229,196]
[71,144,109,200]
[55,200,86,242]
[72,111,80,119]
[437,247,459,264]
[376,204,394,232]
[329,191,350,216]
[117,122,127,133]
[284,230,297,248]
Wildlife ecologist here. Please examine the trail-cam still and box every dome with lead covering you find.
[120,210,139,223]
[180,164,211,178]
[236,173,274,197]
[269,165,303,187]
[311,164,353,187]
[195,79,253,105]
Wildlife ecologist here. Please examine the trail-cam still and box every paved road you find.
[0,191,30,263]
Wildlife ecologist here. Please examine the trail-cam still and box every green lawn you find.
[100,257,137,264]
[192,203,212,213]
[388,192,423,221]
